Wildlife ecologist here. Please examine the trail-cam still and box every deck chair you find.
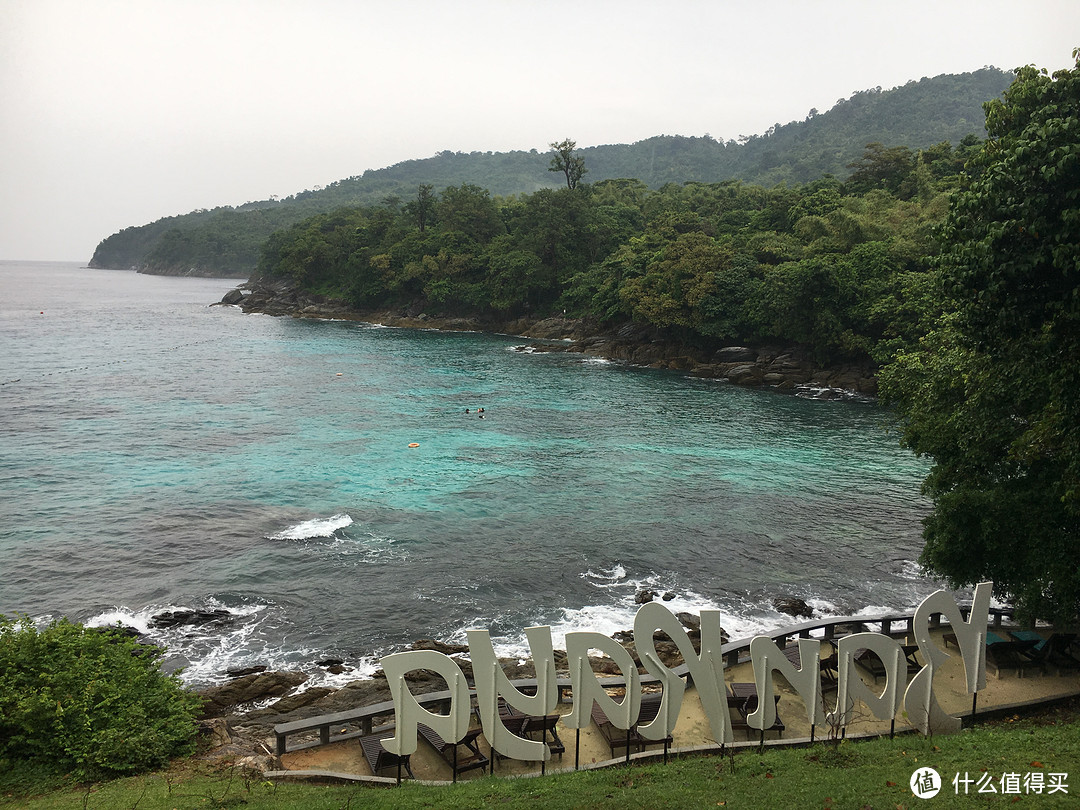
[850,645,922,683]
[590,693,673,757]
[984,638,1040,678]
[490,698,565,765]
[519,712,565,757]
[417,723,489,779]
[727,683,784,739]
[1010,631,1080,674]
[359,732,414,779]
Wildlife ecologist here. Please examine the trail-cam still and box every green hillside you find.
[88,68,1013,277]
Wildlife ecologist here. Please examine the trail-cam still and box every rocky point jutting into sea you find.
[220,279,878,399]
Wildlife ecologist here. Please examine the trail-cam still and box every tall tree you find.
[548,139,587,189]
[404,184,437,232]
[881,53,1080,622]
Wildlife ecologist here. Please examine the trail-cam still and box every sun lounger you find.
[417,723,489,779]
[488,698,565,764]
[519,712,565,757]
[590,693,673,757]
[727,683,784,739]
[984,638,1040,678]
[1009,631,1080,674]
[359,732,414,780]
[850,645,922,682]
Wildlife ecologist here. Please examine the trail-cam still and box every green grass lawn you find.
[3,704,1077,810]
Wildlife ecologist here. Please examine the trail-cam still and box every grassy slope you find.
[4,701,1077,810]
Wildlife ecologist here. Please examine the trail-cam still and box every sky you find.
[1,1,1077,262]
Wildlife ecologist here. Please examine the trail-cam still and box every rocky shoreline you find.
[189,595,820,771]
[194,612,706,772]
[217,280,879,399]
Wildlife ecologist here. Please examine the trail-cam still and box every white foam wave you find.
[471,562,790,659]
[86,608,154,635]
[267,513,353,541]
[805,597,843,617]
[84,600,379,689]
[850,604,899,618]
[897,560,924,580]
[582,565,628,587]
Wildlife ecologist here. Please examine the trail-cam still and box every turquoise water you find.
[0,261,935,686]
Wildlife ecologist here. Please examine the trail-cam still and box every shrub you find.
[0,615,202,779]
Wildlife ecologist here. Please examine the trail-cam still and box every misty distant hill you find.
[89,67,1013,277]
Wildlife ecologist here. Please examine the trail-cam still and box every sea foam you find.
[267,513,354,540]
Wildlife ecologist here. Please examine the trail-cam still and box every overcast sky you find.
[1,1,1077,262]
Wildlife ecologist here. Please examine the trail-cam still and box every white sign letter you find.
[633,602,733,743]
[379,650,470,756]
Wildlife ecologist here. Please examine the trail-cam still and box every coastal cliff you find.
[218,281,878,399]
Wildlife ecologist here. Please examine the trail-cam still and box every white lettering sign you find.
[378,584,992,763]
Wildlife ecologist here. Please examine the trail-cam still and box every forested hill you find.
[89,67,1013,277]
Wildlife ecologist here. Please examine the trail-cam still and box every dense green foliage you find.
[0,616,202,780]
[881,54,1080,623]
[255,138,977,366]
[89,69,1012,276]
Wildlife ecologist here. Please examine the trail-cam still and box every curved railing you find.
[273,603,1015,754]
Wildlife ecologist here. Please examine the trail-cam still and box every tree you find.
[844,142,916,196]
[404,184,437,232]
[435,183,504,243]
[881,53,1080,623]
[548,138,587,189]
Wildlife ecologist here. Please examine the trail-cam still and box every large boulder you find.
[411,638,469,655]
[715,346,757,363]
[772,597,814,620]
[725,364,763,385]
[220,288,245,305]
[198,670,308,718]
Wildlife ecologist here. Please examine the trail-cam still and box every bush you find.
[0,615,202,779]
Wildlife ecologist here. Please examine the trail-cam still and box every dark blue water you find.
[0,261,936,687]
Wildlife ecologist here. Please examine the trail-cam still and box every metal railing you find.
[273,603,1015,755]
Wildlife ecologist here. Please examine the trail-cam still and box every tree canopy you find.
[881,53,1080,623]
[88,69,1012,275]
[549,139,587,189]
[254,134,976,369]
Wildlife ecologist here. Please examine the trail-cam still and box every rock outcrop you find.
[218,280,878,399]
[772,597,815,620]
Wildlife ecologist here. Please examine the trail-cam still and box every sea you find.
[1,260,942,689]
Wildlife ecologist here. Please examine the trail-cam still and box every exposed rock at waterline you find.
[411,639,470,655]
[151,608,234,629]
[773,597,815,620]
[198,670,309,718]
[220,280,879,398]
[226,665,269,678]
[220,288,246,306]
